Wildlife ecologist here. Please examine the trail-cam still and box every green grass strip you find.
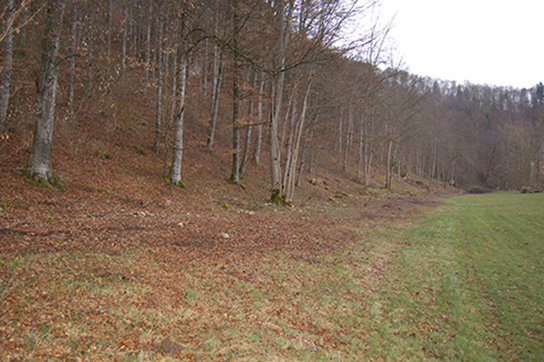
[365,192,544,361]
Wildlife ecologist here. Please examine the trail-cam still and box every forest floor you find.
[0,134,451,360]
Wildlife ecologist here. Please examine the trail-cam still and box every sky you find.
[378,0,544,89]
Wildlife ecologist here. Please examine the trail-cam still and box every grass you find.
[1,192,543,360]
[364,192,544,361]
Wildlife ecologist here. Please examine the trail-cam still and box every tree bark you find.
[282,88,297,192]
[202,39,208,99]
[163,49,177,179]
[84,3,94,98]
[240,71,258,176]
[269,0,293,203]
[67,2,77,110]
[106,0,112,61]
[297,115,315,187]
[121,5,128,72]
[144,0,152,84]
[364,120,372,187]
[385,139,393,189]
[284,73,313,204]
[206,47,223,151]
[342,107,353,172]
[27,0,65,183]
[169,42,188,186]
[253,72,265,164]
[153,19,163,153]
[230,0,241,185]
[0,0,14,133]
[336,109,343,162]
[357,115,364,181]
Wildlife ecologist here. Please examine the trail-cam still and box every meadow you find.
[1,192,542,360]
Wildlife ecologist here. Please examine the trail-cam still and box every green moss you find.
[135,146,145,155]
[415,180,427,188]
[97,150,110,160]
[270,190,283,205]
[0,202,7,210]
[222,203,231,209]
[29,173,64,191]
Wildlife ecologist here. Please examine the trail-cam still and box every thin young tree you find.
[67,2,78,110]
[229,0,241,185]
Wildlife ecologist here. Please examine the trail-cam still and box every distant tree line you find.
[1,0,542,202]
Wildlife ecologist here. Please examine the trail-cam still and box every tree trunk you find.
[121,5,128,72]
[297,115,315,187]
[144,0,152,84]
[365,150,373,187]
[230,0,241,184]
[206,47,223,151]
[84,3,94,98]
[342,107,353,172]
[67,2,77,110]
[163,49,177,179]
[202,39,208,99]
[284,74,313,204]
[253,72,265,164]
[333,108,342,156]
[282,89,297,192]
[0,0,14,133]
[357,116,364,181]
[169,42,188,186]
[429,141,437,187]
[397,149,402,183]
[240,71,258,176]
[153,20,163,153]
[269,0,293,203]
[385,139,393,189]
[106,0,112,61]
[364,120,371,186]
[27,0,65,183]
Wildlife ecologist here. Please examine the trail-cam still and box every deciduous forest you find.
[1,0,542,199]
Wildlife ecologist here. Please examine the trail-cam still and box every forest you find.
[1,0,543,201]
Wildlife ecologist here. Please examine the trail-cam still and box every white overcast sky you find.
[377,0,544,89]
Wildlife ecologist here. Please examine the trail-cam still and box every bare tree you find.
[27,0,65,183]
[67,2,78,110]
[0,0,14,134]
[169,34,188,187]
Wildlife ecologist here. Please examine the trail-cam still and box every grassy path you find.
[365,192,544,361]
